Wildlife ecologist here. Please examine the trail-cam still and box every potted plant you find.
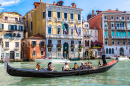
[32,44,36,47]
[70,44,75,49]
[47,44,53,48]
[57,44,62,49]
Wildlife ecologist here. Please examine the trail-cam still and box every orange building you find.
[22,34,46,60]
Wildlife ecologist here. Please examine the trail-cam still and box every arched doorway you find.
[120,48,124,56]
[10,51,15,59]
[63,42,69,59]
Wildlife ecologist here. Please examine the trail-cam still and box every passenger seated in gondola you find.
[80,62,86,69]
[72,62,80,70]
[47,62,55,71]
[36,62,41,70]
[64,62,70,71]
[87,61,93,69]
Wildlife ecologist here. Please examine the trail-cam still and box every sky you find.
[0,0,130,20]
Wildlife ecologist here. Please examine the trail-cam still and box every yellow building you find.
[24,0,83,58]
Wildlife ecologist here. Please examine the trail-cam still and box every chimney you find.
[71,3,76,8]
[92,10,94,16]
[116,8,118,11]
[53,1,56,5]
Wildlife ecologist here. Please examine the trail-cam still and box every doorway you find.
[10,51,15,59]
[120,48,124,56]
[63,42,69,59]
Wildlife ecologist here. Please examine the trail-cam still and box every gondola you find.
[6,59,118,78]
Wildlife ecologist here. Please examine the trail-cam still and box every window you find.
[19,26,23,31]
[104,22,107,27]
[104,16,107,20]
[112,31,114,36]
[78,14,81,20]
[85,24,88,27]
[32,51,36,56]
[109,48,111,54]
[128,31,130,36]
[105,40,107,45]
[64,13,67,19]
[5,53,9,57]
[79,41,81,44]
[58,40,61,44]
[48,11,52,17]
[111,16,114,20]
[27,41,29,46]
[16,53,19,57]
[31,13,32,18]
[23,42,25,46]
[0,24,4,29]
[117,41,120,46]
[100,17,102,21]
[106,48,108,54]
[41,51,44,55]
[78,29,81,35]
[48,40,52,44]
[5,42,9,47]
[71,13,73,19]
[111,22,114,27]
[57,28,60,34]
[71,29,73,35]
[59,3,63,6]
[41,41,44,46]
[32,41,36,46]
[15,18,18,21]
[30,21,32,31]
[71,41,74,45]
[123,41,126,45]
[122,17,125,20]
[48,27,51,34]
[127,17,129,21]
[5,17,8,20]
[112,40,114,46]
[127,23,130,29]
[100,23,102,28]
[15,42,19,47]
[43,12,45,19]
[71,41,74,52]
[116,16,119,20]
[112,48,114,54]
[57,12,60,18]
[105,31,107,36]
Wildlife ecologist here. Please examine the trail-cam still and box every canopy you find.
[91,42,103,45]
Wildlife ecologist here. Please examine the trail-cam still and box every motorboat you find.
[110,55,129,60]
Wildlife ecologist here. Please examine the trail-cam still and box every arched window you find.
[63,23,69,34]
[30,21,32,31]
[88,40,89,46]
[109,48,111,54]
[106,48,108,54]
[112,48,114,54]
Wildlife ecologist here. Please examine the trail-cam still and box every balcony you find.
[14,47,19,50]
[48,17,52,21]
[117,27,126,30]
[0,19,23,24]
[57,18,61,21]
[78,20,81,23]
[46,34,82,40]
[64,18,68,22]
[104,27,108,30]
[70,19,74,23]
[112,36,128,39]
[4,47,9,50]
[111,27,115,30]
[4,35,21,39]
[105,36,109,39]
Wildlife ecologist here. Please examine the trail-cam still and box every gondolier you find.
[100,45,107,66]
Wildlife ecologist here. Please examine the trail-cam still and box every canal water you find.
[0,59,130,86]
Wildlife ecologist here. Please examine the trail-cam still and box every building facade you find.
[83,21,99,58]
[24,0,83,59]
[89,9,130,57]
[0,12,24,60]
[22,34,46,60]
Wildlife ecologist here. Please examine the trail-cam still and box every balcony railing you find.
[14,47,19,50]
[111,27,115,30]
[0,19,23,24]
[57,18,61,21]
[117,27,126,30]
[78,20,81,23]
[4,35,21,39]
[48,17,52,21]
[64,18,68,22]
[46,34,82,40]
[104,27,108,29]
[4,47,9,50]
[70,19,74,23]
[112,36,128,39]
[105,36,109,39]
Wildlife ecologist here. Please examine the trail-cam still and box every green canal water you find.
[0,59,130,86]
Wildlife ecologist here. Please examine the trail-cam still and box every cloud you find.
[0,8,4,11]
[0,0,23,7]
